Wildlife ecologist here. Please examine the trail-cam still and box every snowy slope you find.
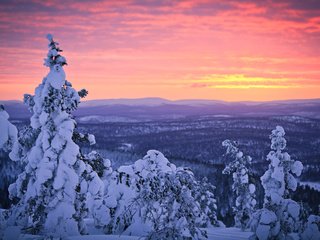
[15,227,252,240]
[68,236,140,240]
[206,227,252,240]
[66,228,252,240]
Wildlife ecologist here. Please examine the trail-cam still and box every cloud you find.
[189,74,318,89]
[0,0,320,100]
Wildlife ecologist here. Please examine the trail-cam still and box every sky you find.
[0,0,320,101]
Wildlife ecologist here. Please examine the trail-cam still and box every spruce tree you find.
[222,139,256,230]
[6,34,105,238]
[195,177,218,228]
[250,126,304,240]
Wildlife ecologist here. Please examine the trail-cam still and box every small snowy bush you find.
[103,150,217,239]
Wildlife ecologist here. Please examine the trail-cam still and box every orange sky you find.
[0,0,320,101]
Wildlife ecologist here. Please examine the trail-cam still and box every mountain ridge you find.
[1,98,320,121]
[2,97,320,106]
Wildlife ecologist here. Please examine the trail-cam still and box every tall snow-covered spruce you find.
[6,34,106,237]
[250,126,304,240]
[222,140,256,230]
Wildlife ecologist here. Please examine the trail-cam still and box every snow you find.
[67,236,141,240]
[256,224,270,240]
[122,217,151,237]
[3,226,21,240]
[46,33,53,42]
[291,160,303,176]
[205,227,253,240]
[301,215,320,240]
[14,227,253,240]
[299,181,320,191]
[287,173,298,191]
[260,210,277,224]
[249,183,256,194]
[46,64,66,89]
[271,165,284,182]
[285,200,300,219]
[0,109,18,151]
[78,115,139,123]
[38,111,48,125]
[88,134,96,145]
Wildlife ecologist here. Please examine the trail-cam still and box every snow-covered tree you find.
[102,150,216,239]
[194,177,218,228]
[101,150,178,235]
[262,126,303,205]
[80,150,112,230]
[0,105,18,208]
[142,168,207,240]
[250,126,304,240]
[6,34,106,238]
[222,140,256,230]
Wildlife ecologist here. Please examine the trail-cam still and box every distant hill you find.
[1,98,320,122]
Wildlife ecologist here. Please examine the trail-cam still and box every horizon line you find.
[1,97,320,104]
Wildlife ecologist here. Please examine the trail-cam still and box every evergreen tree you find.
[141,168,206,240]
[222,140,256,230]
[250,126,304,240]
[194,177,218,228]
[6,34,105,238]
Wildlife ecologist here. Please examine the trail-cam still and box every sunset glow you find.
[1,0,320,101]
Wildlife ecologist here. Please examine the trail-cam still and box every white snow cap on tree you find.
[0,105,17,152]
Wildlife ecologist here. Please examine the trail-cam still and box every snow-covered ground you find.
[3,216,252,240]
[205,227,252,240]
[67,228,252,240]
[12,227,253,240]
[66,228,252,240]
